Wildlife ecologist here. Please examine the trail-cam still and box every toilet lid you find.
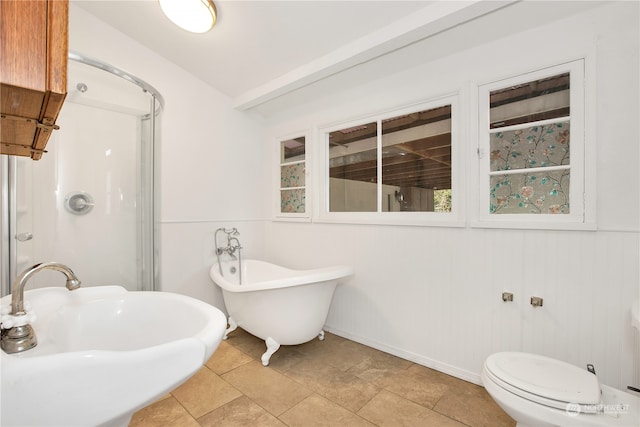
[485,352,601,409]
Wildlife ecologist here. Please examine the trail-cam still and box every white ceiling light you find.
[159,0,217,34]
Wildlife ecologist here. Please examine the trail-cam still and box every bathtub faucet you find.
[215,228,242,256]
[214,228,243,284]
[227,237,242,256]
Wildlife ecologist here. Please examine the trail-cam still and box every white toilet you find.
[481,352,640,427]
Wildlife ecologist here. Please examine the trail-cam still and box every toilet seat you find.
[484,352,601,411]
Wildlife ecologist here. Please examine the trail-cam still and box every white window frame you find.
[473,59,596,230]
[315,94,465,227]
[274,131,311,222]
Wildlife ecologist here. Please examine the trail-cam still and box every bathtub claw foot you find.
[261,337,280,366]
[318,330,325,341]
[224,317,238,340]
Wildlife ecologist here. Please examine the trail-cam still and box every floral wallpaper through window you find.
[279,136,306,215]
[281,189,305,213]
[281,163,305,188]
[490,122,570,214]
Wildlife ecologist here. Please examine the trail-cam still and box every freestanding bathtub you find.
[209,260,353,366]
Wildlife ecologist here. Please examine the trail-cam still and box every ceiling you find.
[72,0,522,112]
[74,1,429,100]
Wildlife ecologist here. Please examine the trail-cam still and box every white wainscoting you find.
[264,222,639,390]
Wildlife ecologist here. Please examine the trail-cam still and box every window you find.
[329,121,378,212]
[278,136,306,216]
[477,60,590,228]
[322,98,458,224]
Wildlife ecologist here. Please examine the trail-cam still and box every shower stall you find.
[0,52,163,295]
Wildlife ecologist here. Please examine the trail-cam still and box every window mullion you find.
[488,164,570,176]
[489,116,570,134]
[377,119,382,213]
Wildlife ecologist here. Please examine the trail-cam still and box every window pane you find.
[279,136,305,215]
[381,106,451,212]
[487,70,574,217]
[281,189,305,213]
[490,170,570,214]
[490,72,569,129]
[281,137,305,162]
[328,122,377,212]
[281,163,305,188]
[490,121,570,172]
[434,189,452,213]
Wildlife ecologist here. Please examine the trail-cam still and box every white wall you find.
[263,1,640,390]
[69,5,268,304]
[68,2,639,392]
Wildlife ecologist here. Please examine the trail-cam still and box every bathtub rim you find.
[209,260,353,293]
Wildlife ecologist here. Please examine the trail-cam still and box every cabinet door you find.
[0,1,48,91]
[0,0,68,160]
[0,0,48,154]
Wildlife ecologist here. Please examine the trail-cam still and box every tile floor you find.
[130,329,516,427]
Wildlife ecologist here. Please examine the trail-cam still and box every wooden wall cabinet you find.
[0,0,68,160]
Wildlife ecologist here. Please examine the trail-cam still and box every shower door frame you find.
[0,51,164,295]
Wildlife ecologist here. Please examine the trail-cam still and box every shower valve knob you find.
[64,192,94,215]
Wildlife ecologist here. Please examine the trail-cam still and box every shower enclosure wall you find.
[0,52,162,295]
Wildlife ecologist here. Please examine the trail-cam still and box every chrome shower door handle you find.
[16,232,33,242]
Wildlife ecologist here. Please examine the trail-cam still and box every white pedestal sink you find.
[1,285,227,427]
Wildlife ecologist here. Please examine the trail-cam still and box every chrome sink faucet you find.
[1,262,81,354]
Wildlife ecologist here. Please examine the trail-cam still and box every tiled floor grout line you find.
[216,364,279,423]
[190,361,261,426]
[429,394,475,427]
[166,391,200,424]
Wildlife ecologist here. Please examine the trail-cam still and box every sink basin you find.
[1,285,227,427]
